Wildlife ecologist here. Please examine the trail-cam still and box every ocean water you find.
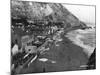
[65,23,96,57]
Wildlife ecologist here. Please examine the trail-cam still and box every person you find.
[12,39,19,56]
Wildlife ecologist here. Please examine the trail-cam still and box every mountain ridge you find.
[11,0,81,27]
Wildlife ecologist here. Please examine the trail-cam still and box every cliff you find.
[11,0,81,28]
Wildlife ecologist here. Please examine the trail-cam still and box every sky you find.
[63,4,95,25]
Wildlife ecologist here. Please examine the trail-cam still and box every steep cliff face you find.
[11,0,80,27]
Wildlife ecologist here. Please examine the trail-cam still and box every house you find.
[21,35,37,53]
